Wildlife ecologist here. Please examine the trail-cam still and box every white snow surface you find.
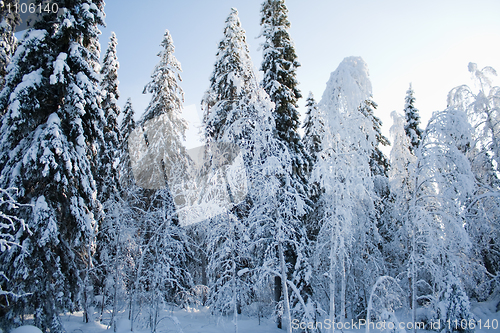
[13,300,500,333]
[11,326,43,333]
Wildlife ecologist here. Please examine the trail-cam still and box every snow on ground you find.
[58,306,283,333]
[12,299,500,333]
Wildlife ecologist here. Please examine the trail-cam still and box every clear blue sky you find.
[99,0,500,149]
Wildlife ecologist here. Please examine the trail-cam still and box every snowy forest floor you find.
[50,299,500,333]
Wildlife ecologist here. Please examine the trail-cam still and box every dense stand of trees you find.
[0,1,499,333]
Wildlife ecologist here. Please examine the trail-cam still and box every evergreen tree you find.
[359,98,390,177]
[136,29,190,197]
[119,97,137,189]
[432,272,474,333]
[302,92,324,164]
[259,0,310,184]
[94,31,122,321]
[129,29,193,332]
[259,3,313,326]
[302,92,324,241]
[0,0,20,94]
[97,31,121,202]
[403,83,423,154]
[0,1,106,331]
[202,9,310,332]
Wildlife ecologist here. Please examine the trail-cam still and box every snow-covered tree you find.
[128,29,194,332]
[119,98,137,189]
[94,32,122,316]
[359,98,390,177]
[0,187,30,310]
[313,56,384,324]
[259,2,314,325]
[202,9,311,332]
[0,0,20,94]
[404,83,423,154]
[97,31,121,202]
[0,1,106,331]
[431,272,474,333]
[410,107,478,325]
[137,29,190,198]
[302,92,324,165]
[259,0,310,187]
[130,190,193,332]
[302,92,325,241]
[447,64,500,285]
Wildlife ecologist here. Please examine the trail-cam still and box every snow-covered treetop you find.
[319,56,372,118]
[202,7,265,142]
[120,97,135,141]
[303,92,324,158]
[141,29,185,129]
[404,83,422,153]
[202,7,256,111]
[389,110,416,191]
[101,32,120,126]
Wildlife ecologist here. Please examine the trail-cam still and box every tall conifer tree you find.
[94,31,122,318]
[404,83,423,154]
[0,1,105,331]
[0,0,20,94]
[260,0,310,185]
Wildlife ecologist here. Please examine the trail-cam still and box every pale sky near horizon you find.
[97,0,500,151]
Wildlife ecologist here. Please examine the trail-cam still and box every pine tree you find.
[0,0,20,94]
[403,83,423,154]
[0,1,106,331]
[259,0,310,186]
[432,272,474,333]
[259,3,313,326]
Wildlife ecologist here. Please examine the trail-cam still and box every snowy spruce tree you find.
[259,2,315,326]
[94,31,123,321]
[358,98,390,177]
[259,0,310,185]
[119,97,137,189]
[0,1,106,331]
[201,8,266,329]
[404,83,423,154]
[302,92,325,165]
[97,31,121,203]
[202,9,312,332]
[385,111,418,324]
[0,0,20,94]
[302,92,325,240]
[432,272,474,333]
[129,29,193,332]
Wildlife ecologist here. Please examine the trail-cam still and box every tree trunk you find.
[278,241,292,333]
[275,275,282,328]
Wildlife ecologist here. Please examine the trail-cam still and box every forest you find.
[0,1,499,333]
